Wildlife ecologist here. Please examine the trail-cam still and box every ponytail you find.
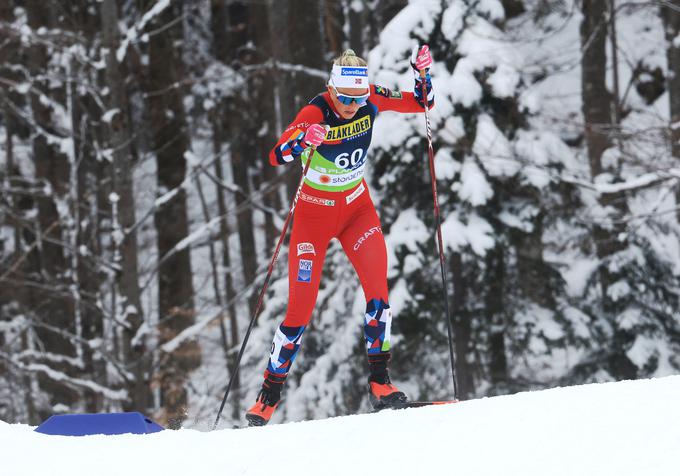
[333,49,368,67]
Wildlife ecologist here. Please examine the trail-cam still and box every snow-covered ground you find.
[2,375,679,476]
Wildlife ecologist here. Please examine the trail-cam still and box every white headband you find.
[329,64,369,89]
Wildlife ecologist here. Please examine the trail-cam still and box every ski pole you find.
[212,142,319,430]
[419,68,459,400]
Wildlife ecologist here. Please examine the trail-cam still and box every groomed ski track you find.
[3,376,679,476]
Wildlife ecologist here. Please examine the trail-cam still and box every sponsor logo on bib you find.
[326,116,371,142]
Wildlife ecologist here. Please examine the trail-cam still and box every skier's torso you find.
[269,84,429,191]
[301,93,378,192]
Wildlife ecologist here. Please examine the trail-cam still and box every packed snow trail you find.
[3,376,679,476]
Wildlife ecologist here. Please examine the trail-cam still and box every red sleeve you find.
[369,84,434,113]
[269,105,324,166]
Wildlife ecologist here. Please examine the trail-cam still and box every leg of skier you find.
[245,194,334,426]
[338,185,407,410]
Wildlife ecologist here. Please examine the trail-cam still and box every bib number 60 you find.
[335,148,364,169]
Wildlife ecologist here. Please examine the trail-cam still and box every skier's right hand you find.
[304,124,327,147]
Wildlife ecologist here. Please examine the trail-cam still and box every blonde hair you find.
[333,49,367,67]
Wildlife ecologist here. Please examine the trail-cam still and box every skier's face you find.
[328,86,369,119]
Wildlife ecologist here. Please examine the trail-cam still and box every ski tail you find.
[381,400,459,410]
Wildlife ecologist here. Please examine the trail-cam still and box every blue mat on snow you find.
[35,412,164,436]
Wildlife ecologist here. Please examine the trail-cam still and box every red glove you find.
[304,124,327,147]
[411,45,433,71]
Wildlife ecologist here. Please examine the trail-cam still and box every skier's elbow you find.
[270,147,293,166]
[269,151,281,166]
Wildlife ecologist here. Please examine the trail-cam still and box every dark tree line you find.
[0,0,407,426]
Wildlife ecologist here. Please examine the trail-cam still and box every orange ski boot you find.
[367,352,407,410]
[368,373,408,410]
[245,372,285,426]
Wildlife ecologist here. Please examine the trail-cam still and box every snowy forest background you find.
[1,0,679,429]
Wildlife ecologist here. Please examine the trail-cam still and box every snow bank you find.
[3,376,679,476]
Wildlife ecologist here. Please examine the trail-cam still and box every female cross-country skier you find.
[246,46,434,426]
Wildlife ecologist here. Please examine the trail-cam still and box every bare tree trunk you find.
[56,0,104,412]
[229,121,259,317]
[75,128,106,413]
[75,5,109,411]
[249,3,282,252]
[580,0,626,304]
[581,0,611,179]
[194,170,240,418]
[210,1,243,420]
[661,1,680,221]
[288,0,326,111]
[1,3,39,423]
[210,0,229,63]
[450,252,474,399]
[280,0,327,199]
[100,0,148,413]
[210,113,241,420]
[3,112,22,265]
[222,2,260,318]
[25,1,68,279]
[21,332,39,424]
[609,0,622,130]
[266,0,298,198]
[65,52,88,410]
[143,1,200,429]
[514,201,557,310]
[347,0,370,57]
[485,245,508,393]
[24,0,79,418]
[324,0,345,57]
[580,1,636,381]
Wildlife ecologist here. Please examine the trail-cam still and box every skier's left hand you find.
[411,45,433,72]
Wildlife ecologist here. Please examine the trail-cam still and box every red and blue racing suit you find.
[263,81,434,385]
